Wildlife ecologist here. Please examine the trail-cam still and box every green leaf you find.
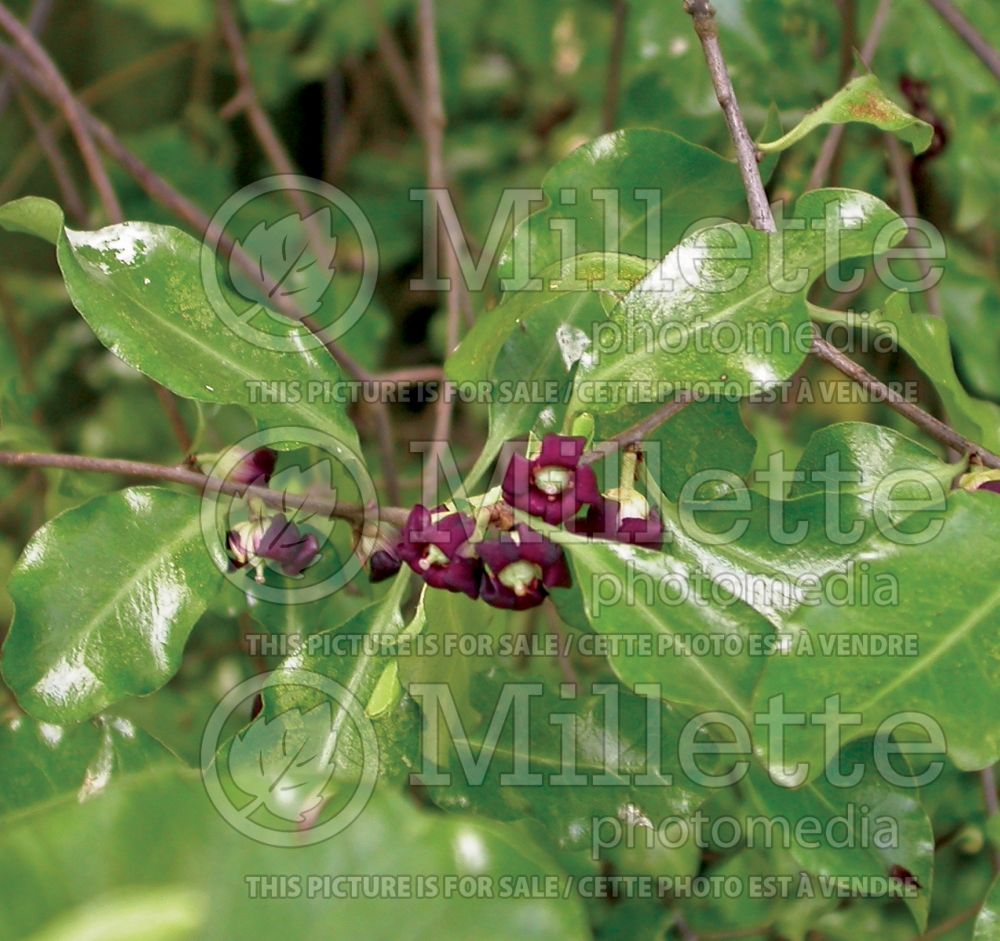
[0,712,177,820]
[0,197,361,455]
[746,744,934,930]
[97,0,212,34]
[447,253,651,388]
[230,210,339,315]
[621,396,758,501]
[397,584,503,727]
[2,487,225,724]
[975,875,1000,941]
[753,492,1000,779]
[497,130,749,286]
[576,189,904,410]
[564,538,772,718]
[757,74,934,155]
[664,422,957,627]
[23,886,206,941]
[424,673,709,854]
[0,769,591,941]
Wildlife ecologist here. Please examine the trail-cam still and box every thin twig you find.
[684,0,1000,470]
[683,1,775,232]
[925,0,1000,83]
[0,1,121,221]
[11,80,87,222]
[0,450,411,526]
[153,386,194,458]
[602,0,629,134]
[981,764,1000,872]
[218,0,329,256]
[812,332,1000,467]
[808,0,892,190]
[836,0,859,86]
[418,0,463,506]
[910,900,983,941]
[0,39,194,206]
[374,18,425,134]
[380,365,445,384]
[581,394,694,465]
[0,0,51,120]
[884,133,943,317]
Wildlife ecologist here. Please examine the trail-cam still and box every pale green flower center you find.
[419,544,450,569]
[499,560,543,597]
[534,466,572,496]
[606,487,649,522]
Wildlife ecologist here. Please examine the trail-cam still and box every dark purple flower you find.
[369,549,402,582]
[227,513,320,579]
[571,488,663,550]
[502,435,602,525]
[396,505,481,599]
[478,524,571,610]
[228,447,277,491]
[979,480,1000,494]
[888,865,922,890]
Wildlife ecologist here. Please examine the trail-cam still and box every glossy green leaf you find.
[423,673,709,854]
[564,537,772,718]
[757,74,934,155]
[2,487,225,723]
[0,197,361,455]
[975,875,1000,941]
[0,712,177,819]
[746,744,934,930]
[228,571,420,815]
[753,492,1000,779]
[663,422,957,626]
[497,130,748,286]
[0,769,591,941]
[576,189,905,411]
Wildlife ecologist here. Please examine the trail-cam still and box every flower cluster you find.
[370,434,663,609]
[223,448,321,582]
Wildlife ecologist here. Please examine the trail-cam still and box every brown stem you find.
[218,0,329,257]
[884,133,943,317]
[0,450,411,526]
[373,13,425,135]
[981,765,1000,872]
[418,0,463,506]
[582,394,694,465]
[0,1,121,222]
[910,901,983,941]
[0,40,194,206]
[924,0,1000,83]
[0,0,51,120]
[153,386,194,458]
[12,80,86,222]
[215,0,403,504]
[683,0,775,233]
[812,333,1000,468]
[602,0,629,134]
[0,40,404,502]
